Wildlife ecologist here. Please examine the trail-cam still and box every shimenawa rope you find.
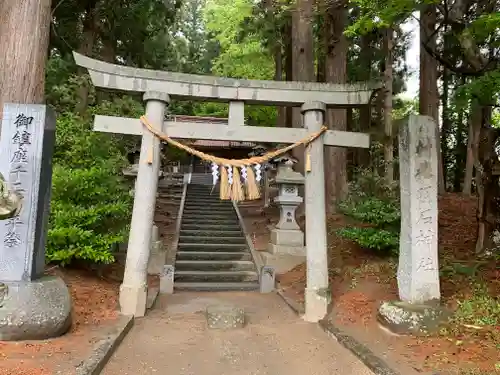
[140,115,327,201]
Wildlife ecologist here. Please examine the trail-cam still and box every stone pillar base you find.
[148,240,166,275]
[259,266,275,293]
[119,283,147,317]
[0,276,72,341]
[268,228,305,256]
[378,301,450,336]
[260,251,305,274]
[160,265,174,294]
[302,287,330,323]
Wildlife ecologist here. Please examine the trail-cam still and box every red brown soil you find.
[0,268,120,375]
[248,193,499,375]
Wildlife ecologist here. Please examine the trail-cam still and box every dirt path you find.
[102,292,375,375]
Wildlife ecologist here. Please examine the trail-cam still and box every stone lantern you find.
[268,154,305,256]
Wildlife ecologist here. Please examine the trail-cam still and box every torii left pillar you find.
[120,91,170,317]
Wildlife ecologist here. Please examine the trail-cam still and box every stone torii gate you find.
[74,52,379,323]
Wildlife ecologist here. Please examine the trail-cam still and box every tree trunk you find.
[453,105,465,192]
[75,1,99,114]
[95,38,117,103]
[324,1,348,213]
[284,10,293,128]
[419,5,446,193]
[463,102,482,194]
[0,0,52,122]
[275,43,287,127]
[441,65,451,186]
[291,0,315,173]
[268,0,286,128]
[316,8,325,82]
[383,28,394,183]
[100,38,116,63]
[475,107,499,254]
[357,32,372,169]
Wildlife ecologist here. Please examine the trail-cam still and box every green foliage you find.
[337,227,399,252]
[337,167,401,255]
[345,0,436,36]
[338,197,400,227]
[455,70,500,109]
[204,0,274,81]
[51,0,183,70]
[47,166,131,265]
[201,0,276,126]
[47,106,133,266]
[53,112,124,169]
[393,97,418,120]
[451,284,500,328]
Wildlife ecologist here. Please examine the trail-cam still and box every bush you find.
[46,112,133,265]
[336,167,401,255]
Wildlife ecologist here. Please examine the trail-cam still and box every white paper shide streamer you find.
[211,162,219,185]
[226,165,233,185]
[254,164,262,182]
[240,166,247,183]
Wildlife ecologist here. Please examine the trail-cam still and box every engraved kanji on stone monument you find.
[397,114,440,304]
[0,104,56,282]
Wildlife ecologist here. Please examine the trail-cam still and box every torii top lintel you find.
[73,52,381,108]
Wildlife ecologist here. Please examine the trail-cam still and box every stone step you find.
[183,206,234,212]
[174,270,258,283]
[181,223,241,231]
[159,183,184,188]
[181,218,238,225]
[179,235,246,245]
[182,217,236,223]
[158,187,182,197]
[184,204,234,211]
[188,194,220,198]
[180,229,242,236]
[175,260,255,271]
[186,197,224,203]
[176,251,252,261]
[177,243,248,252]
[158,194,183,198]
[187,195,220,198]
[185,201,227,206]
[158,194,182,199]
[174,281,259,292]
[182,213,236,220]
[182,210,235,216]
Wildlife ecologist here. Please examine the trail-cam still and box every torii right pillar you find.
[301,102,330,323]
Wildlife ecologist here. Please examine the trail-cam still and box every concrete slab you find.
[102,292,375,375]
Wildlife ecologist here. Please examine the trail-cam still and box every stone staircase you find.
[174,183,259,291]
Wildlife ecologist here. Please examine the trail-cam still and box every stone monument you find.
[0,103,72,341]
[378,115,448,335]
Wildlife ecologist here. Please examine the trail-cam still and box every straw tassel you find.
[219,165,231,200]
[231,167,245,202]
[245,165,261,200]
